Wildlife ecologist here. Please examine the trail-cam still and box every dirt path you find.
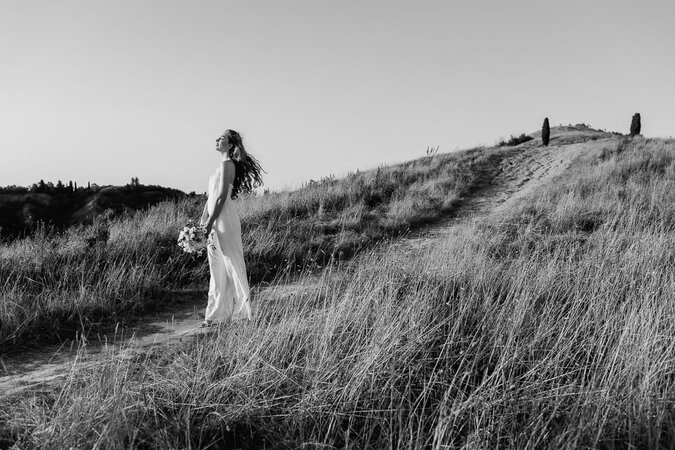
[0,139,595,399]
[394,141,588,251]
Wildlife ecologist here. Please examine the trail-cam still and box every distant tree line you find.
[0,180,94,194]
[0,178,144,195]
[0,177,185,240]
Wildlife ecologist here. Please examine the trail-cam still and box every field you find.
[2,129,674,448]
[0,143,505,351]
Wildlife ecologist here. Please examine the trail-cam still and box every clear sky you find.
[1,0,673,193]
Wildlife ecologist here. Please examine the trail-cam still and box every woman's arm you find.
[205,160,236,233]
[199,202,208,226]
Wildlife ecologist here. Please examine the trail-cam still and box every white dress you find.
[205,159,251,322]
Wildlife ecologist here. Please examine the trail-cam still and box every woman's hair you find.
[223,129,264,199]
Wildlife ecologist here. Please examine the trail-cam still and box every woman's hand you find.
[204,218,214,234]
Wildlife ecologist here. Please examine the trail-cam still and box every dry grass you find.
[2,137,674,448]
[0,145,507,351]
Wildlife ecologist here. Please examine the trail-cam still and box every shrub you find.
[498,133,533,147]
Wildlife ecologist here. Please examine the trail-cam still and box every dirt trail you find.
[393,141,587,250]
[0,140,592,399]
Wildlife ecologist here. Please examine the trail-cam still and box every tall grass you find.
[2,137,674,447]
[0,145,506,350]
[0,200,203,349]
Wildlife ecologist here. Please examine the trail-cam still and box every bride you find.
[199,129,263,327]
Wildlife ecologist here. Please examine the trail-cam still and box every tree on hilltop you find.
[630,113,641,137]
[542,118,550,146]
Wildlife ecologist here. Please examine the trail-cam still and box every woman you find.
[199,129,263,327]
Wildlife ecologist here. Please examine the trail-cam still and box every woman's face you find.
[215,135,230,153]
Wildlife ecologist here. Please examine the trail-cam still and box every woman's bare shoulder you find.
[220,158,236,178]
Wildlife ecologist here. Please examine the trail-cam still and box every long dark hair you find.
[224,129,264,199]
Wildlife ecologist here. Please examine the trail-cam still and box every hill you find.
[528,122,615,144]
[0,184,186,238]
[3,127,675,448]
[0,138,528,351]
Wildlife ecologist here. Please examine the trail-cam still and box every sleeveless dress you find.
[205,159,251,322]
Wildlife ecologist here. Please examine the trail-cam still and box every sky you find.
[1,0,674,193]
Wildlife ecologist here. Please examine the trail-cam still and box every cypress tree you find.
[630,113,641,137]
[542,117,550,146]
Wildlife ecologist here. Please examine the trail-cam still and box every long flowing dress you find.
[205,160,251,322]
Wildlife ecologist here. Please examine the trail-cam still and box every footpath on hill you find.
[393,139,589,251]
[0,139,593,399]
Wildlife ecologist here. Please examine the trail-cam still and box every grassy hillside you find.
[4,133,674,448]
[0,184,186,239]
[0,144,514,351]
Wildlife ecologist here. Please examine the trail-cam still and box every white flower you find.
[177,223,208,255]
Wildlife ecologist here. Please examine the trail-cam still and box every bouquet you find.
[177,222,209,255]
